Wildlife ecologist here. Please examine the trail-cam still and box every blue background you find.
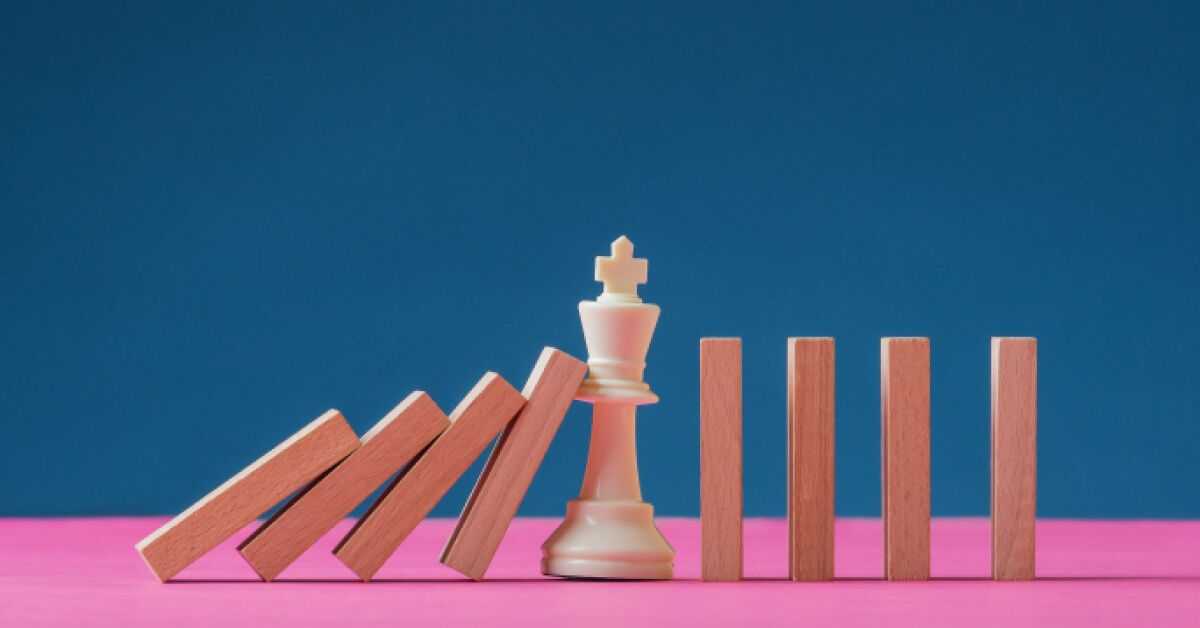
[2,2,1197,518]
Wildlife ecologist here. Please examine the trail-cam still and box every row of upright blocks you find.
[700,337,1037,582]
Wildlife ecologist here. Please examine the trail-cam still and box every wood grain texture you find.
[333,373,526,581]
[700,338,743,582]
[441,348,587,580]
[991,337,1037,581]
[238,392,450,581]
[788,337,835,581]
[881,337,931,581]
[135,410,359,582]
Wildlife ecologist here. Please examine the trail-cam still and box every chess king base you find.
[541,403,674,580]
[541,499,674,580]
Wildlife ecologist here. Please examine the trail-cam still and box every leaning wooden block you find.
[334,373,526,581]
[238,393,450,581]
[700,338,743,582]
[135,410,359,582]
[881,337,930,581]
[991,337,1037,581]
[788,337,834,581]
[441,348,587,580]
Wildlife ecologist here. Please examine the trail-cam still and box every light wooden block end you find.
[334,373,526,582]
[788,337,835,581]
[441,348,587,581]
[991,337,1037,581]
[238,392,450,581]
[700,338,743,582]
[135,410,360,582]
[881,337,930,581]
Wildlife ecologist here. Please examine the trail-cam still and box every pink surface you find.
[2,517,1198,626]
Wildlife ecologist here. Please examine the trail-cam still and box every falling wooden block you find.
[991,337,1037,581]
[699,338,743,582]
[881,337,931,581]
[334,373,526,581]
[135,410,359,582]
[238,392,450,581]
[788,337,835,581]
[441,348,587,580]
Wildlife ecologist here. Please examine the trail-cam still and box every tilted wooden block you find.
[441,348,587,580]
[238,392,450,581]
[700,338,743,582]
[788,337,835,581]
[334,373,526,581]
[991,337,1037,581]
[135,410,360,582]
[881,338,931,581]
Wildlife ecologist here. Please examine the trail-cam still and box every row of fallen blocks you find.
[700,337,1037,581]
[137,348,588,582]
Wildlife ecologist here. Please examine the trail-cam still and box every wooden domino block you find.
[881,338,931,581]
[334,373,526,581]
[991,337,1037,581]
[700,338,743,582]
[135,410,360,582]
[788,337,835,581]
[238,392,450,581]
[441,348,587,580]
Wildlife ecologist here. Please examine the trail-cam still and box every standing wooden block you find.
[700,338,743,582]
[991,337,1037,581]
[135,410,360,582]
[334,373,526,581]
[788,337,835,581]
[881,337,931,581]
[441,348,587,580]
[238,392,450,581]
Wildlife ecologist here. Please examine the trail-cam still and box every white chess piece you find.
[541,235,675,580]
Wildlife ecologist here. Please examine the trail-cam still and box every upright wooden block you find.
[135,410,360,582]
[788,337,835,581]
[238,392,450,581]
[881,337,931,581]
[334,373,526,581]
[991,337,1037,581]
[700,338,743,582]
[441,348,588,580]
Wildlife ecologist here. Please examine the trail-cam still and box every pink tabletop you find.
[1,517,1197,626]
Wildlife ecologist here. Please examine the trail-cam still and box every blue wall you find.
[2,2,1197,518]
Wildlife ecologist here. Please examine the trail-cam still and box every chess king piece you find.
[541,235,675,580]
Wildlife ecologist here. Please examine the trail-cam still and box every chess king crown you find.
[575,236,660,405]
